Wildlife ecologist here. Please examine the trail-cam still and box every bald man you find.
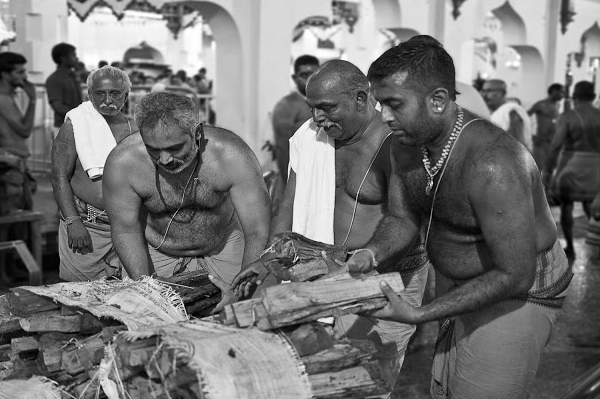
[482,79,532,151]
[232,60,430,391]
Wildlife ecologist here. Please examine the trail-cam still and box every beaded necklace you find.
[420,105,464,196]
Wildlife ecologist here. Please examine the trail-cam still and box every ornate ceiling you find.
[67,0,171,21]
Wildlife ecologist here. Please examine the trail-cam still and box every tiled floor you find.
[394,204,600,398]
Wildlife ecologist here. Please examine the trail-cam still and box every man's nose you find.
[312,108,325,122]
[159,151,173,165]
[380,106,394,124]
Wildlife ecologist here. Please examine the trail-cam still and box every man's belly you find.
[145,207,234,257]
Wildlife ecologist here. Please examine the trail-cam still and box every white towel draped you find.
[66,101,117,179]
[490,102,532,151]
[289,119,336,245]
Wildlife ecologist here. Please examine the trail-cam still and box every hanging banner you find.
[67,0,171,22]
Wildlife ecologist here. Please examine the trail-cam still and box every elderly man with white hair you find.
[50,65,138,281]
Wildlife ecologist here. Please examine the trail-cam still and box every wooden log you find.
[11,336,38,357]
[37,332,84,373]
[308,362,390,399]
[19,310,104,333]
[301,342,377,374]
[0,343,10,362]
[6,288,59,317]
[0,359,13,379]
[281,322,334,357]
[222,298,270,328]
[260,273,403,329]
[61,333,106,375]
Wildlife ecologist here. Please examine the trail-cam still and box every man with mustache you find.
[232,60,429,390]
[102,92,271,302]
[347,35,572,398]
[51,66,137,281]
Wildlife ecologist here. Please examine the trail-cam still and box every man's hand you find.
[345,250,375,274]
[67,220,93,255]
[22,80,37,100]
[230,260,270,298]
[208,274,241,315]
[363,281,420,324]
[592,194,600,220]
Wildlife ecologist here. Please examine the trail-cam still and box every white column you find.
[544,0,560,87]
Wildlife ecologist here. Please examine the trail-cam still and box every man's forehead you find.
[91,76,125,88]
[372,71,411,97]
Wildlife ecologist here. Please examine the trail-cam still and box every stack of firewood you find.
[0,270,222,398]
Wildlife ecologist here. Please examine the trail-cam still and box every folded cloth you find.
[491,102,533,151]
[65,101,116,179]
[289,119,336,244]
[549,151,600,202]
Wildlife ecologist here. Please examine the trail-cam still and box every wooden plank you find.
[301,343,376,374]
[308,362,390,399]
[0,360,13,379]
[0,314,22,335]
[281,322,334,357]
[260,273,403,328]
[223,298,271,328]
[19,310,104,333]
[61,333,106,375]
[6,288,59,316]
[11,336,38,356]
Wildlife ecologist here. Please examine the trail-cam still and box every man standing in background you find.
[528,83,564,170]
[482,78,532,152]
[46,43,82,139]
[272,55,320,187]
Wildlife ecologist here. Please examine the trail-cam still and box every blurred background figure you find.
[45,43,82,139]
[482,78,532,152]
[528,83,565,170]
[545,81,600,261]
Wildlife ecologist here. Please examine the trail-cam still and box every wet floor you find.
[394,204,600,398]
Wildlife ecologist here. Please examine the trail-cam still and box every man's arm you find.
[50,120,92,254]
[545,113,568,174]
[46,76,75,116]
[225,137,272,268]
[0,83,36,137]
[507,110,526,148]
[347,145,421,273]
[102,146,152,279]
[372,151,537,324]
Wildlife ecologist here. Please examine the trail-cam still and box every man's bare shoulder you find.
[204,125,253,157]
[107,133,148,170]
[462,119,533,184]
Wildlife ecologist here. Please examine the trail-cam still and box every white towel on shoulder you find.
[289,119,335,244]
[490,102,532,151]
[65,101,117,179]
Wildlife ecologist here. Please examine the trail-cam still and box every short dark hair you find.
[51,43,76,64]
[368,35,457,100]
[0,52,27,77]
[547,83,563,95]
[572,81,596,102]
[293,54,319,74]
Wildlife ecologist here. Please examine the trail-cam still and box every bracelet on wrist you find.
[350,248,379,268]
[64,216,81,225]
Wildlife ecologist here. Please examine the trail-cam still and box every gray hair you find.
[86,65,132,92]
[134,92,199,136]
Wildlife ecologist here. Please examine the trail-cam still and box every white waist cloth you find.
[289,119,335,245]
[65,101,116,179]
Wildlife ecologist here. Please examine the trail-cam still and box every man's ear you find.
[356,90,369,111]
[429,88,450,114]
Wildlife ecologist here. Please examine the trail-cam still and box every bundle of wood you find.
[107,321,390,399]
[0,271,222,398]
[262,232,348,282]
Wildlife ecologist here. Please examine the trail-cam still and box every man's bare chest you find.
[335,152,386,204]
[143,169,227,216]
